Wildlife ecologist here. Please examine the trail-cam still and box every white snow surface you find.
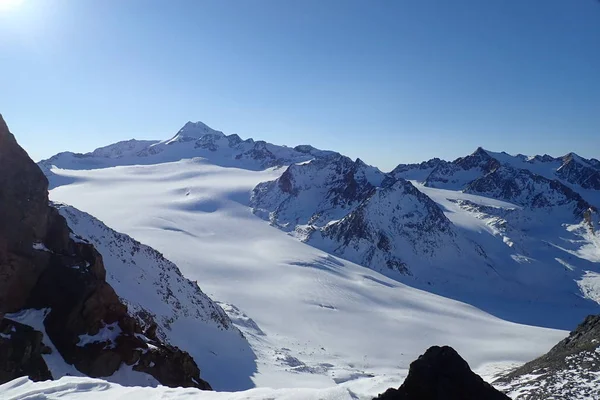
[54,203,250,391]
[0,375,394,400]
[44,155,568,394]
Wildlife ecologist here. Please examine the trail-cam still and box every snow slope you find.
[53,204,253,391]
[45,157,567,393]
[0,375,390,400]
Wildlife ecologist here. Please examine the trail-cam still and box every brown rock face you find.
[0,115,52,312]
[0,114,211,389]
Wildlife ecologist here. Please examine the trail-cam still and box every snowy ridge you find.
[310,179,487,276]
[464,165,593,217]
[39,121,338,189]
[495,315,600,399]
[251,153,386,231]
[54,203,253,390]
[393,147,600,207]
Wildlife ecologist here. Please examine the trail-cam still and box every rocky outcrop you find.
[496,315,600,399]
[0,318,52,383]
[374,346,509,400]
[0,114,210,389]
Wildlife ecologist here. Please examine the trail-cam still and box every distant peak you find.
[178,120,219,136]
[562,152,585,165]
[164,120,225,144]
[472,147,488,156]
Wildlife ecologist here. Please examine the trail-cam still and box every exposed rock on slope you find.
[251,154,385,231]
[311,179,463,274]
[252,157,491,276]
[393,147,600,209]
[496,315,600,399]
[464,165,594,217]
[0,114,210,389]
[374,345,509,400]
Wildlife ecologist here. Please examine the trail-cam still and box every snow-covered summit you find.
[39,121,339,189]
[162,121,226,145]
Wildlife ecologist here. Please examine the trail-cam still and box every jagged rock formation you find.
[311,179,461,274]
[373,346,509,400]
[496,315,600,399]
[0,319,52,383]
[464,165,593,217]
[0,114,210,389]
[393,147,600,212]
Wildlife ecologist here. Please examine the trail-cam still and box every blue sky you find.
[0,0,598,171]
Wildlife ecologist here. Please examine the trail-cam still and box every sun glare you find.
[0,0,24,11]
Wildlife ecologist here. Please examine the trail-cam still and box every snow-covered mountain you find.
[0,115,247,391]
[309,179,485,276]
[252,159,492,278]
[32,119,600,397]
[393,147,600,209]
[39,121,337,189]
[53,204,253,390]
[251,154,386,231]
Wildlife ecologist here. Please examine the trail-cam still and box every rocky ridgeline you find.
[0,114,211,389]
[393,147,599,214]
[496,314,600,399]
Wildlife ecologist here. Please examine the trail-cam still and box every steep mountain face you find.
[496,314,600,399]
[251,154,385,232]
[0,115,213,389]
[557,153,600,190]
[39,121,337,188]
[423,148,500,190]
[310,179,465,274]
[374,346,509,400]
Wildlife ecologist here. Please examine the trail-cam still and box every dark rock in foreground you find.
[374,346,509,400]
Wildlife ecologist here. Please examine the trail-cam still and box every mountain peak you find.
[164,120,225,144]
[472,147,490,157]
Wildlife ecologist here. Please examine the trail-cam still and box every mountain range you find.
[2,117,599,399]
